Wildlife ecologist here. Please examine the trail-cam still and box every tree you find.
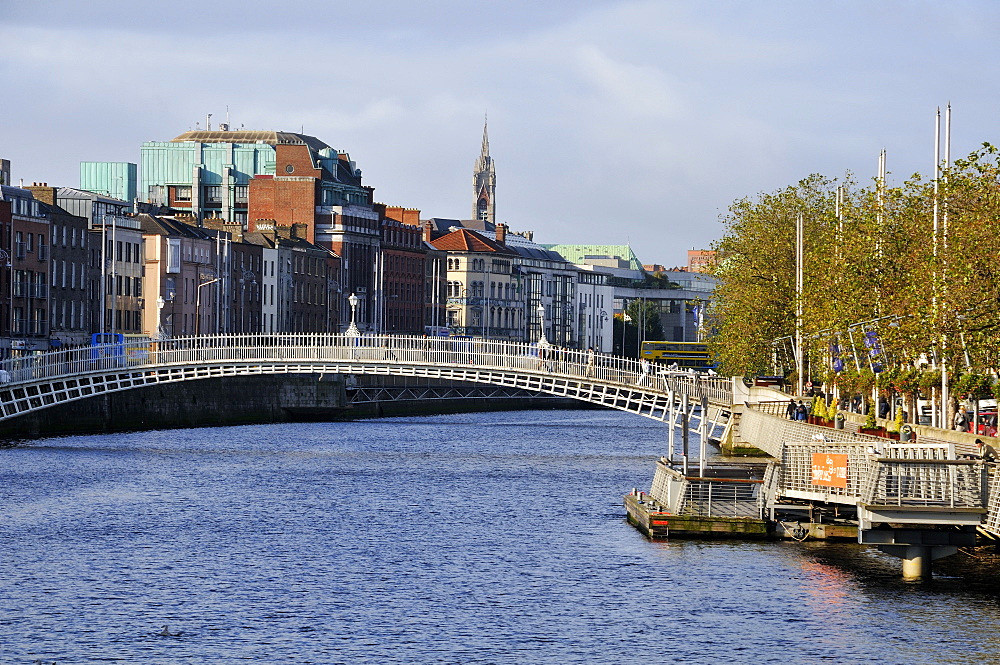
[706,142,1000,420]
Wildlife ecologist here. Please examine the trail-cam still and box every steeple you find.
[481,117,490,160]
[473,115,496,226]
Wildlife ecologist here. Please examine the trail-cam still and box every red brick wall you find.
[249,176,317,243]
[276,145,321,179]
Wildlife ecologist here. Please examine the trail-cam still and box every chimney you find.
[423,220,433,244]
[26,184,57,205]
[495,222,507,245]
[0,159,9,187]
[291,223,308,239]
[276,224,293,240]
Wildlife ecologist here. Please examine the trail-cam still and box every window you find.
[204,185,222,203]
[174,186,192,202]
[234,185,248,203]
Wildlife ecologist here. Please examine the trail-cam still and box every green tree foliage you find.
[707,144,1000,383]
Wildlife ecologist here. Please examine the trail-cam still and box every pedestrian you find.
[954,406,970,432]
[795,401,807,421]
[638,358,651,386]
[976,438,998,462]
[586,347,595,377]
[878,397,889,419]
[786,398,797,421]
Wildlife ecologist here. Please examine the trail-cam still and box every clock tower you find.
[472,118,496,225]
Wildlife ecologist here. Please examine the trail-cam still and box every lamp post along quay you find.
[195,273,220,337]
[537,302,548,346]
[239,269,257,333]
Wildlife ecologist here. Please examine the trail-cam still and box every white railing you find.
[859,459,984,509]
[982,467,1000,535]
[0,333,734,404]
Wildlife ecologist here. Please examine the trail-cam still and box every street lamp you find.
[195,272,220,337]
[346,292,361,336]
[155,295,166,339]
[238,268,257,333]
[598,309,608,352]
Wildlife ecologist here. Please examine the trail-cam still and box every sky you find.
[3,0,1000,268]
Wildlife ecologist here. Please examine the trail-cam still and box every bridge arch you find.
[0,334,733,425]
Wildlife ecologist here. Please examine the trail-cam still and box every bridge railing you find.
[981,466,1000,536]
[779,439,984,509]
[0,333,734,404]
[780,442,876,502]
[859,459,985,509]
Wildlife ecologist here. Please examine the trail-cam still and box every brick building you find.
[139,128,378,333]
[0,185,51,352]
[27,186,92,347]
[376,206,427,334]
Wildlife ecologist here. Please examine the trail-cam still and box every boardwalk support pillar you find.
[861,525,976,580]
[877,544,957,581]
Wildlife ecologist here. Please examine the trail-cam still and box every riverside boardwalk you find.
[626,379,1000,580]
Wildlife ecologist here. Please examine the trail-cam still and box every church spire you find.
[473,115,496,225]
[481,115,490,159]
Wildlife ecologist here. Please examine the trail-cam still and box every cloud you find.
[4,1,1000,266]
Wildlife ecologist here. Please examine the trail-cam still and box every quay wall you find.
[0,373,583,441]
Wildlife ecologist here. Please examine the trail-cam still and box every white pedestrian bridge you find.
[0,333,733,424]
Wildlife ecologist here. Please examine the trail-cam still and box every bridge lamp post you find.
[346,292,361,336]
[537,302,548,346]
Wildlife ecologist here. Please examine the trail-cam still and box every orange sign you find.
[811,453,848,488]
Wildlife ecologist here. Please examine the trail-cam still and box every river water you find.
[3,409,1000,664]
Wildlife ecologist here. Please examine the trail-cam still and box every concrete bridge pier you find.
[876,544,958,581]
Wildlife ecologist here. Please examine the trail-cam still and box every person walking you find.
[786,398,797,420]
[795,401,808,421]
[954,406,970,432]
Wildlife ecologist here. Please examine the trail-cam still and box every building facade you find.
[377,206,427,334]
[0,186,50,352]
[27,187,92,348]
[429,227,524,340]
[141,215,223,338]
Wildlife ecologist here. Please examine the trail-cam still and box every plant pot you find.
[859,427,884,436]
[887,432,900,440]
[835,418,845,430]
